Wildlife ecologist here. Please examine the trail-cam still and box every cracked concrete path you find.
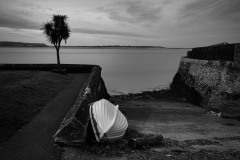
[0,73,89,160]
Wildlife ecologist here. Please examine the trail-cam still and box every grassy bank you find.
[0,71,72,143]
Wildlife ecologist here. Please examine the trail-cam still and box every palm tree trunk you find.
[56,48,61,69]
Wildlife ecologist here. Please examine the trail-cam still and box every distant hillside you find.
[0,41,48,47]
[61,45,165,48]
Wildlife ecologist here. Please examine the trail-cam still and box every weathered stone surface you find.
[54,66,110,145]
[171,57,240,118]
[234,44,240,68]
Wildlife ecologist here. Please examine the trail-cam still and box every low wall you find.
[0,64,94,73]
[171,57,240,118]
[54,66,110,145]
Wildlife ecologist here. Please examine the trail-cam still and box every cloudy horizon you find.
[0,0,239,48]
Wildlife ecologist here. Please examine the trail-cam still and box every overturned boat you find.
[89,99,128,142]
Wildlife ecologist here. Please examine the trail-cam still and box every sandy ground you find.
[61,99,240,160]
[119,100,240,149]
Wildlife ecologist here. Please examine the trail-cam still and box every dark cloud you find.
[98,0,162,24]
[0,15,41,30]
[0,1,42,30]
[72,28,147,38]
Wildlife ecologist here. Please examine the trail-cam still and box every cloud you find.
[0,0,50,30]
[179,0,240,23]
[0,0,239,47]
[98,0,163,24]
[72,28,147,38]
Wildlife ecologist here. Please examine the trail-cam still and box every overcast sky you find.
[0,0,239,47]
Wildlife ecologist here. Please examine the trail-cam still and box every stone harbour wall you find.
[234,44,240,68]
[54,65,110,145]
[187,43,240,67]
[171,57,240,118]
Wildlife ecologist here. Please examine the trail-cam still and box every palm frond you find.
[41,15,71,45]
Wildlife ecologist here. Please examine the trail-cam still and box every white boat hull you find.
[89,99,128,142]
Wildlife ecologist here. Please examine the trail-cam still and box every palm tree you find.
[41,15,70,70]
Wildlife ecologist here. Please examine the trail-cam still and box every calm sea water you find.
[0,47,189,95]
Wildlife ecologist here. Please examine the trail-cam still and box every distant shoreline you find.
[0,41,48,47]
[60,46,191,49]
[0,41,191,49]
[0,46,191,49]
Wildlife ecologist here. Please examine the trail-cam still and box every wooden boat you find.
[89,99,128,142]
